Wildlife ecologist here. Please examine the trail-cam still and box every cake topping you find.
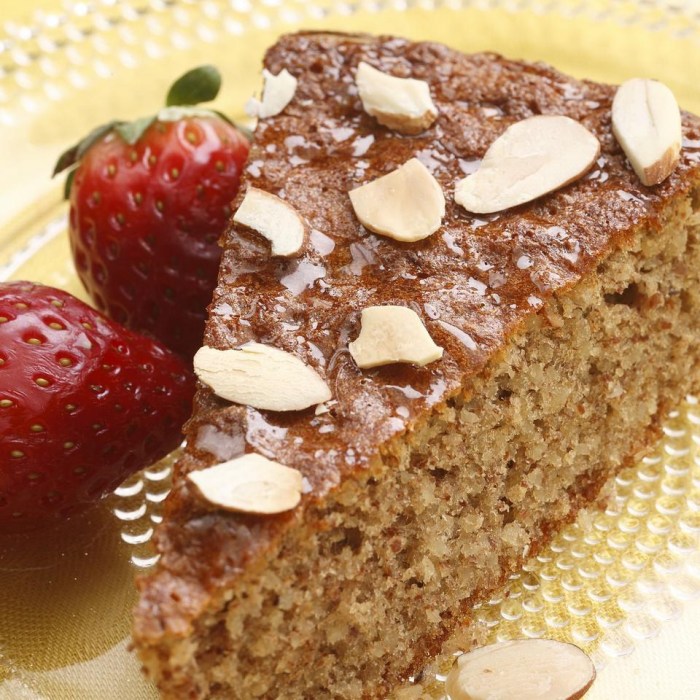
[355,61,438,134]
[188,452,304,515]
[348,305,443,368]
[348,158,445,242]
[233,187,306,256]
[256,68,298,118]
[445,639,596,700]
[193,343,331,411]
[454,115,600,214]
[612,78,682,186]
[315,400,337,416]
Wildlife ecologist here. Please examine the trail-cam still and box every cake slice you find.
[133,32,700,699]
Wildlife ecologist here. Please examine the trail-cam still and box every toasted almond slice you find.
[233,188,306,256]
[349,158,445,242]
[446,639,596,700]
[612,78,682,186]
[455,115,600,214]
[356,61,438,135]
[314,400,336,416]
[188,453,303,515]
[348,305,443,369]
[194,343,331,411]
[258,68,298,118]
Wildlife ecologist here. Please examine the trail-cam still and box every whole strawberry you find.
[54,66,250,360]
[0,282,195,532]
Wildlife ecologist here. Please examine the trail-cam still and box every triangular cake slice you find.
[134,32,700,699]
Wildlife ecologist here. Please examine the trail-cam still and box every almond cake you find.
[133,32,700,699]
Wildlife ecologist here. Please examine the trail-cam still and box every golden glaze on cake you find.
[134,32,700,694]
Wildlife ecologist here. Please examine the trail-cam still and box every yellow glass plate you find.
[2,2,700,699]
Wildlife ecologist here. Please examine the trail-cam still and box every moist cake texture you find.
[133,32,700,698]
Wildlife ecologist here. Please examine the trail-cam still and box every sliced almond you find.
[188,453,303,515]
[258,68,298,118]
[233,188,306,256]
[193,343,331,412]
[348,305,443,369]
[349,158,445,243]
[356,61,437,135]
[445,639,596,700]
[314,400,336,416]
[455,115,600,214]
[612,78,682,186]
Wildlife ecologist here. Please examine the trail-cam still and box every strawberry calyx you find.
[165,63,221,107]
[53,65,250,197]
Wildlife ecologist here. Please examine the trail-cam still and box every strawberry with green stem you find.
[54,66,251,361]
[0,281,195,532]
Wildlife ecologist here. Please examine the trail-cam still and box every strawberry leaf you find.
[52,120,122,176]
[212,109,253,142]
[166,65,221,107]
[114,116,156,145]
[63,168,76,199]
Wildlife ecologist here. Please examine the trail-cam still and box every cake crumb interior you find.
[139,187,700,699]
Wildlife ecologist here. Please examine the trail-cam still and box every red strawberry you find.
[0,281,195,532]
[54,66,250,360]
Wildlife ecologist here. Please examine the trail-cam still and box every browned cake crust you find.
[133,32,700,698]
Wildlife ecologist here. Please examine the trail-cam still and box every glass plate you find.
[2,2,700,699]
